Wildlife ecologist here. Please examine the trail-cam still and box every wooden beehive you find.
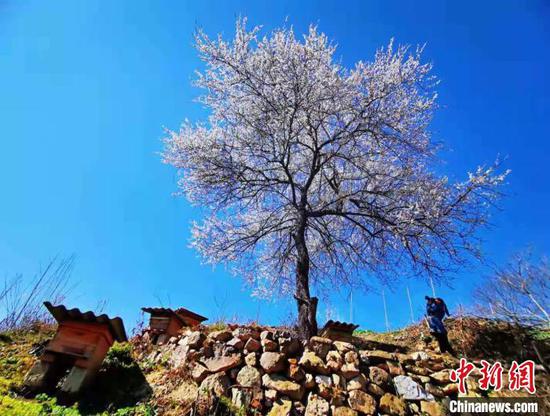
[142,306,207,344]
[319,320,359,342]
[23,302,127,398]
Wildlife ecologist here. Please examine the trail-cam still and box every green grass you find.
[0,394,155,416]
[0,394,81,416]
[530,327,550,341]
[353,328,375,336]
[0,325,55,395]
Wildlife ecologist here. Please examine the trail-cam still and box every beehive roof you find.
[141,306,207,325]
[44,301,128,342]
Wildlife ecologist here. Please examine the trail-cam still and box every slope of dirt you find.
[356,316,550,363]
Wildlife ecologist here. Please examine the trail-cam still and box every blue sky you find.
[1,0,549,333]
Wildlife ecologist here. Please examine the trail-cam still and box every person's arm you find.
[444,303,450,317]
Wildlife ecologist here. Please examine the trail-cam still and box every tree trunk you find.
[294,212,318,340]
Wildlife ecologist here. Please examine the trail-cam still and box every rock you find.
[368,366,390,387]
[191,362,210,383]
[393,375,434,401]
[465,378,479,394]
[379,393,407,416]
[347,390,376,415]
[420,401,446,416]
[430,370,451,384]
[410,374,431,384]
[358,350,370,366]
[233,327,260,341]
[425,361,445,372]
[405,365,431,376]
[227,337,244,350]
[186,331,205,349]
[198,372,230,400]
[340,363,360,379]
[299,351,329,375]
[261,330,275,340]
[386,360,405,376]
[326,350,344,372]
[346,374,367,391]
[279,337,301,356]
[244,337,262,352]
[362,350,394,362]
[201,354,242,372]
[308,337,333,359]
[262,338,279,352]
[332,407,358,416]
[274,328,292,339]
[209,330,233,342]
[268,397,293,416]
[305,393,330,416]
[245,352,258,366]
[170,344,190,368]
[366,382,385,396]
[333,341,356,354]
[187,349,202,362]
[212,341,228,357]
[332,373,346,390]
[332,391,347,407]
[425,383,445,398]
[344,351,359,365]
[265,388,278,402]
[261,352,287,373]
[233,386,264,410]
[201,344,214,359]
[288,359,305,382]
[377,361,390,373]
[395,353,414,365]
[459,387,482,398]
[262,374,305,401]
[231,387,252,409]
[333,379,349,405]
[442,383,459,396]
[441,355,459,368]
[236,365,261,387]
[315,375,333,399]
[410,351,429,361]
[408,402,420,414]
[304,373,316,389]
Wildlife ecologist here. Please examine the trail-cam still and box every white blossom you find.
[163,18,508,300]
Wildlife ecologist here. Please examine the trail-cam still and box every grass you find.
[0,324,55,396]
[530,327,550,341]
[0,394,154,416]
[0,326,154,415]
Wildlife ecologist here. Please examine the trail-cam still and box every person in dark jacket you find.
[425,296,455,355]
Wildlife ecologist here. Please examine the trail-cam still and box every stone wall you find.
[137,326,471,416]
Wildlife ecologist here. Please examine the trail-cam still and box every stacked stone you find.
[141,326,477,416]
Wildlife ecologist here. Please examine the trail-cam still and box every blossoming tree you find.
[163,19,508,338]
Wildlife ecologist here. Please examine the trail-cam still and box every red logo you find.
[450,358,476,394]
[509,360,536,394]
[450,359,536,395]
[478,360,504,391]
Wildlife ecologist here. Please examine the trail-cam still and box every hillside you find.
[0,317,548,415]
